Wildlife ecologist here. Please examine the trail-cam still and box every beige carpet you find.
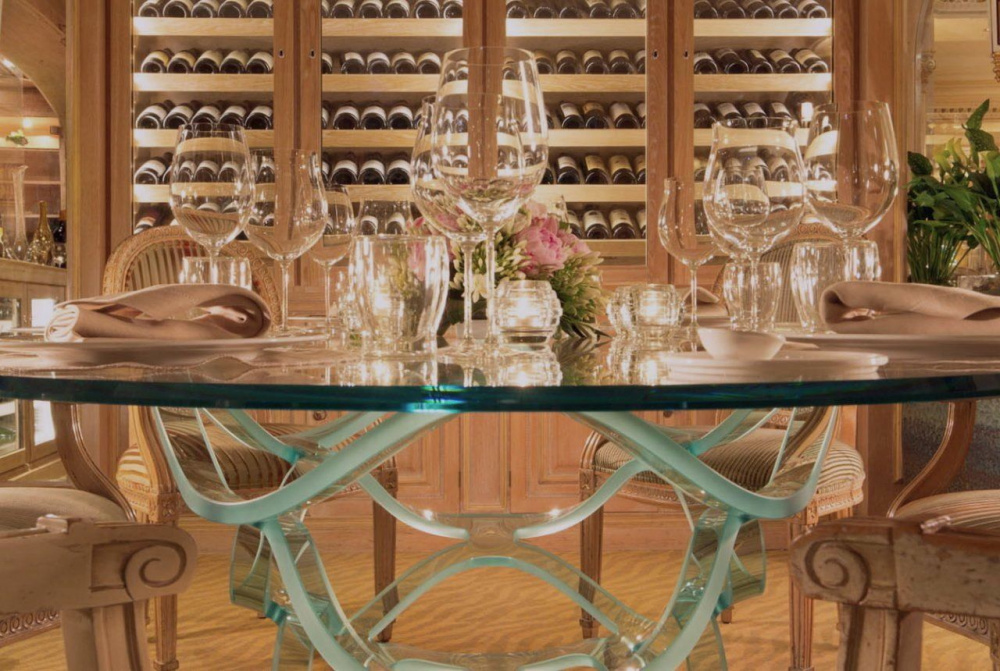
[0,550,990,670]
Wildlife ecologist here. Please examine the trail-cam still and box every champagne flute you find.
[307,184,356,338]
[169,123,254,283]
[244,150,328,336]
[412,95,487,362]
[658,178,717,332]
[432,47,548,348]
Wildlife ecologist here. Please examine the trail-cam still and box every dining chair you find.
[0,403,197,671]
[579,225,864,671]
[790,515,1000,671]
[102,226,399,670]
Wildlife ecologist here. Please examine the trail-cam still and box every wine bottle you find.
[741,0,774,18]
[694,157,708,182]
[556,155,583,184]
[634,154,646,184]
[716,102,745,127]
[556,50,582,75]
[747,155,770,181]
[609,154,637,185]
[610,101,640,129]
[636,208,647,238]
[716,0,747,18]
[321,52,337,75]
[583,209,611,239]
[358,0,384,17]
[634,49,646,75]
[442,0,463,17]
[218,0,248,17]
[331,0,356,17]
[332,154,359,185]
[192,0,220,15]
[796,0,828,18]
[385,0,411,17]
[247,0,273,17]
[341,52,367,74]
[792,48,829,73]
[636,101,646,128]
[768,49,802,74]
[138,0,165,18]
[134,155,173,185]
[192,103,222,125]
[388,102,414,129]
[417,52,442,74]
[191,50,222,74]
[635,0,646,16]
[136,101,174,129]
[386,154,411,184]
[558,102,584,129]
[693,0,719,18]
[506,0,530,18]
[608,49,635,75]
[566,210,584,238]
[767,0,799,19]
[254,154,276,183]
[221,49,250,74]
[693,52,720,75]
[360,104,388,129]
[391,51,417,74]
[174,158,196,182]
[742,102,767,128]
[560,0,586,18]
[245,104,274,129]
[609,0,637,19]
[584,154,611,185]
[163,0,194,17]
[610,208,637,239]
[766,101,793,121]
[319,154,333,185]
[247,51,274,74]
[195,159,220,182]
[582,101,610,129]
[743,49,773,74]
[533,50,556,75]
[141,50,173,74]
[715,48,749,74]
[359,154,387,184]
[764,151,790,181]
[533,0,558,18]
[414,0,443,17]
[220,102,249,126]
[366,52,391,74]
[166,50,197,74]
[694,102,716,129]
[585,0,612,18]
[321,105,331,130]
[134,206,168,234]
[542,162,555,185]
[164,101,197,129]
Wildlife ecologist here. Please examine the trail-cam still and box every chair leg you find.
[373,466,398,644]
[579,498,605,639]
[151,596,179,671]
[789,516,815,671]
[989,618,1000,671]
[62,601,153,671]
[720,607,734,624]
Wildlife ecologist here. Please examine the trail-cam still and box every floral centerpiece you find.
[414,201,606,339]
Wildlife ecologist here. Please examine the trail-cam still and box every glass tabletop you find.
[1,338,1000,411]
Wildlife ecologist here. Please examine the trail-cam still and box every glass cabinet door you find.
[0,293,21,473]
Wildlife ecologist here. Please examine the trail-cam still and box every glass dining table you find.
[2,340,1000,670]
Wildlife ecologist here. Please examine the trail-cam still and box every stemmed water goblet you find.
[169,123,255,283]
[430,47,548,349]
[307,184,356,339]
[412,95,488,363]
[244,150,328,336]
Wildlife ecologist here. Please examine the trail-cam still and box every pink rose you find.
[557,228,590,256]
[526,200,549,221]
[518,221,566,275]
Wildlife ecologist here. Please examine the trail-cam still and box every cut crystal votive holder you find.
[634,284,683,343]
[496,280,562,347]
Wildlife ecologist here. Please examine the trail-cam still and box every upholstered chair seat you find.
[896,490,1000,532]
[0,487,128,533]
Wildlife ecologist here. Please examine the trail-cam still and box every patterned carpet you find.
[0,550,990,670]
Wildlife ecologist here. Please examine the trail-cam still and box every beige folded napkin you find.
[45,284,271,342]
[821,281,1000,335]
[683,287,728,319]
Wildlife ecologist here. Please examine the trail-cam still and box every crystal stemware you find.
[244,150,328,336]
[412,95,488,362]
[804,101,899,249]
[307,184,356,338]
[659,178,717,332]
[169,123,254,283]
[431,47,548,348]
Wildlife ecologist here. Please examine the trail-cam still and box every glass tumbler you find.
[496,280,562,347]
[844,240,882,282]
[180,257,252,290]
[790,242,847,332]
[722,262,783,332]
[353,235,449,357]
[634,284,683,343]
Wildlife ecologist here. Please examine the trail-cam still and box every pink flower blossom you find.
[518,218,566,275]
[557,228,590,256]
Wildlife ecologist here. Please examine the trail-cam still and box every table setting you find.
[7,47,1000,671]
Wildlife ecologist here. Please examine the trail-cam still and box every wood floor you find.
[0,550,990,670]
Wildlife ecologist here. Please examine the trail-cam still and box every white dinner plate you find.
[785,333,1000,360]
[0,334,325,367]
[664,350,888,383]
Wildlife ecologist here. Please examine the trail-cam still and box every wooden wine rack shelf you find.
[133,17,274,37]
[134,129,274,148]
[694,73,831,94]
[693,128,809,147]
[587,239,647,266]
[133,73,274,93]
[321,18,462,39]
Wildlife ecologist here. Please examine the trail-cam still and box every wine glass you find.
[431,47,548,348]
[244,150,328,336]
[169,123,254,282]
[658,178,717,332]
[804,101,899,252]
[307,184,356,339]
[412,95,488,362]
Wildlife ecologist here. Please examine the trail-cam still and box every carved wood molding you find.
[0,609,58,647]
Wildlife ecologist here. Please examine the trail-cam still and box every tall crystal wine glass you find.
[658,178,717,332]
[431,47,548,348]
[169,123,254,283]
[307,184,356,338]
[244,150,328,335]
[804,101,899,252]
[412,95,487,362]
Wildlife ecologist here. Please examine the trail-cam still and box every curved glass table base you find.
[152,405,838,670]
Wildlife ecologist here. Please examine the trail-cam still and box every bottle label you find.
[584,211,608,230]
[610,102,634,119]
[557,156,580,171]
[770,102,791,117]
[557,50,576,61]
[389,105,413,120]
[222,105,248,119]
[634,155,646,172]
[392,53,416,67]
[361,158,385,174]
[610,209,631,227]
[584,155,607,173]
[388,158,410,173]
[743,102,765,116]
[560,102,582,117]
[334,159,358,173]
[344,52,364,64]
[717,102,739,117]
[362,105,387,121]
[249,52,274,69]
[609,155,631,174]
[583,50,604,63]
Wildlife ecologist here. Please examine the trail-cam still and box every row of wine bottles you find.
[693,48,829,75]
[541,153,646,186]
[694,0,830,19]
[136,100,274,130]
[695,100,802,128]
[337,51,442,75]
[549,100,644,130]
[691,149,812,183]
[134,153,277,185]
[140,48,274,74]
[532,48,645,76]
[137,0,464,18]
[569,207,647,240]
[506,0,646,20]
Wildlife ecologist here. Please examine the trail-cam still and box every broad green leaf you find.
[966,99,991,131]
[908,151,934,176]
[966,128,999,153]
